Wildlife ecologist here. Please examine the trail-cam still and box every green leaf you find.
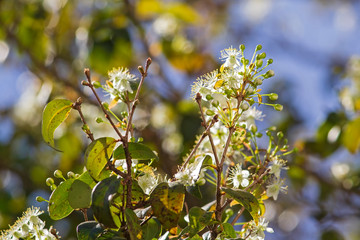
[113,143,158,162]
[85,137,116,181]
[68,180,92,209]
[221,187,260,223]
[76,221,103,240]
[150,182,185,230]
[142,218,161,240]
[77,170,97,188]
[42,99,73,148]
[188,207,213,237]
[186,185,202,199]
[342,117,360,154]
[222,222,236,238]
[125,209,143,240]
[91,176,122,229]
[48,178,74,220]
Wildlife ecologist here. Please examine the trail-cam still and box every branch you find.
[72,97,95,141]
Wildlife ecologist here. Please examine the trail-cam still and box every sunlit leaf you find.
[221,187,260,223]
[142,218,161,240]
[42,99,73,148]
[150,182,185,230]
[113,142,158,162]
[342,117,360,154]
[84,137,116,181]
[48,178,74,220]
[222,222,236,238]
[188,207,213,237]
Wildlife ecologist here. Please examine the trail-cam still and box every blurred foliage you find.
[0,0,360,239]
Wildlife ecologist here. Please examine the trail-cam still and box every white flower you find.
[266,178,287,201]
[220,47,241,68]
[175,158,203,186]
[105,67,137,99]
[222,69,242,89]
[239,107,265,128]
[245,217,274,239]
[228,164,250,188]
[268,157,288,178]
[138,172,158,195]
[191,70,218,98]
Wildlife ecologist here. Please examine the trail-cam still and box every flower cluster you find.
[103,67,137,101]
[0,207,58,240]
[241,217,274,240]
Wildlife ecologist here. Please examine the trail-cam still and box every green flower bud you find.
[240,44,245,51]
[50,184,57,191]
[264,70,275,79]
[274,104,283,111]
[36,196,47,202]
[54,170,64,179]
[269,93,278,101]
[121,111,128,118]
[206,94,214,101]
[240,102,249,111]
[67,171,75,179]
[95,117,103,123]
[245,59,250,65]
[260,52,266,59]
[267,58,273,64]
[256,44,262,51]
[92,81,101,88]
[82,124,90,132]
[75,174,81,178]
[46,177,54,186]
[250,124,257,133]
[196,178,206,186]
[138,137,144,142]
[102,102,109,110]
[269,126,277,131]
[254,78,263,85]
[277,131,284,139]
[212,100,219,108]
[225,208,234,216]
[248,98,255,105]
[256,132,263,138]
[266,130,272,136]
[256,59,263,68]
[206,109,215,116]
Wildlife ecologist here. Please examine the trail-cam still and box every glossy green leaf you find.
[42,99,73,148]
[222,222,236,238]
[113,142,158,162]
[76,221,103,240]
[188,207,213,237]
[77,170,97,188]
[150,182,185,230]
[68,180,92,209]
[85,137,116,181]
[125,208,143,240]
[48,178,74,220]
[91,176,122,229]
[142,218,161,240]
[221,187,260,223]
[342,117,360,154]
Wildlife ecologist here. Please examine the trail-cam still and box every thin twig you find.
[181,115,218,170]
[72,97,95,141]
[195,94,220,166]
[231,206,245,226]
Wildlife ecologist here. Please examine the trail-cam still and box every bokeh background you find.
[1,0,360,239]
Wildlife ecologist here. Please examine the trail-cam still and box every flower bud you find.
[277,131,284,139]
[46,177,54,186]
[240,44,245,51]
[67,171,75,179]
[256,59,263,68]
[206,109,215,116]
[267,59,273,64]
[240,102,249,111]
[36,196,47,202]
[247,98,255,105]
[54,170,64,179]
[102,102,109,110]
[50,184,57,191]
[206,94,213,101]
[96,117,103,123]
[211,100,219,108]
[256,44,262,51]
[274,104,283,111]
[269,126,277,131]
[256,132,263,138]
[259,52,266,59]
[250,124,257,133]
[269,93,278,101]
[254,78,263,86]
[264,70,275,79]
[92,81,101,88]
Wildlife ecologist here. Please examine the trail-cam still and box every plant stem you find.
[72,97,94,141]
